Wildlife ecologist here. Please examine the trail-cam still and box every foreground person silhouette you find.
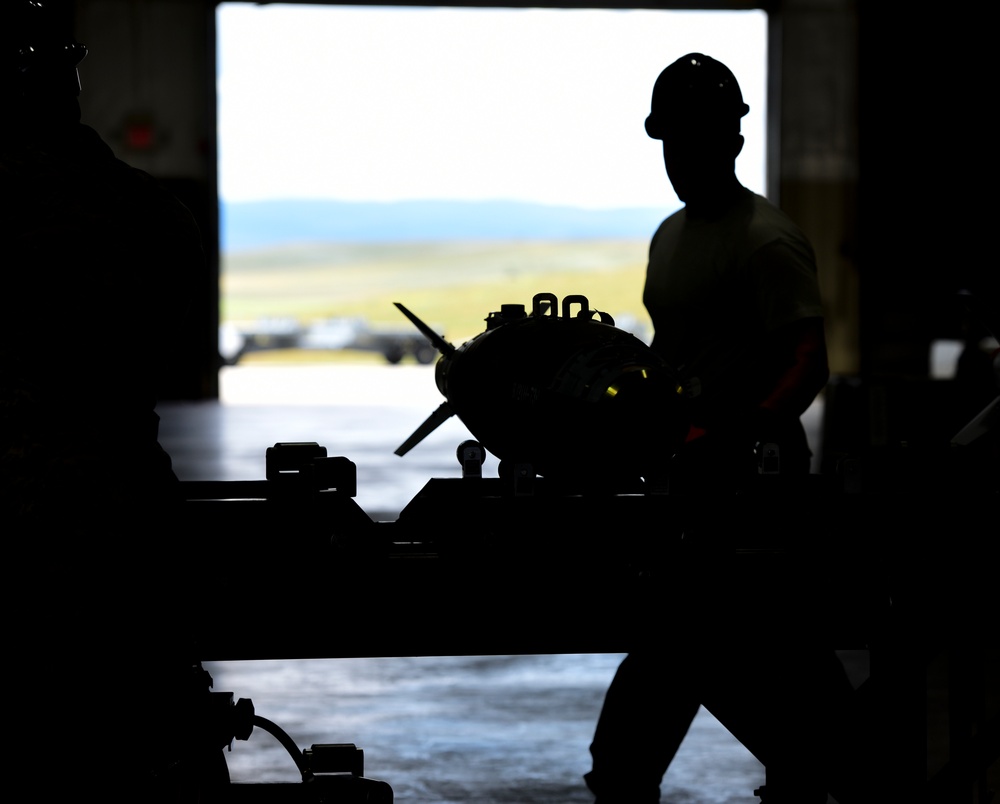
[2,3,213,800]
[584,54,872,804]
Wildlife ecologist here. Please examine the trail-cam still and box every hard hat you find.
[644,53,749,139]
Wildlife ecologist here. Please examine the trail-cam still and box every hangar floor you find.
[157,363,861,804]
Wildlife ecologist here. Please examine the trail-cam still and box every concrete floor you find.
[205,654,775,803]
[157,363,861,804]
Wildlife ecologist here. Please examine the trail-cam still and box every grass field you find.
[222,239,653,349]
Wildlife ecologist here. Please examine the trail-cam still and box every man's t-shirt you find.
[643,187,823,428]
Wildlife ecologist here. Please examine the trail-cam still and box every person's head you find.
[644,53,749,204]
[2,0,87,135]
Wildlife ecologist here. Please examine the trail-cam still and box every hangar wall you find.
[75,0,219,399]
[771,0,859,378]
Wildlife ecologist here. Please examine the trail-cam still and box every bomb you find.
[394,292,689,485]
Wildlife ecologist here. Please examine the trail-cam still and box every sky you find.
[216,3,769,211]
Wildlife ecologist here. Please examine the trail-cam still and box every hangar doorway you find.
[210,0,770,510]
[209,2,769,513]
[215,3,769,376]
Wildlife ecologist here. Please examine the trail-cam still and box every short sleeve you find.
[749,239,824,331]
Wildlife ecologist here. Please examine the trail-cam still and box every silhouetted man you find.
[584,54,866,804]
[646,54,828,483]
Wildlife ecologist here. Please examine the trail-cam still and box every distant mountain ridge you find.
[221,198,673,251]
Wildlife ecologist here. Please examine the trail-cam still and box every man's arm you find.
[757,316,830,420]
